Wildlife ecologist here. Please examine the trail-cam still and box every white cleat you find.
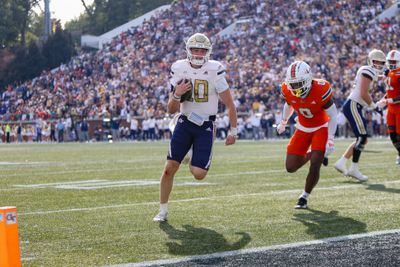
[396,156,400,165]
[334,161,347,175]
[153,212,168,222]
[346,168,368,182]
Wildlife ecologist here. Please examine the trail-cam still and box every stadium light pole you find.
[44,0,51,41]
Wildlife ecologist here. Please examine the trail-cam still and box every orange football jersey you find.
[281,79,333,128]
[386,67,400,114]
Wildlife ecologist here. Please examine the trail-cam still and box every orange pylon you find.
[0,206,21,267]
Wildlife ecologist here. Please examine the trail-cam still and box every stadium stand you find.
[0,0,399,142]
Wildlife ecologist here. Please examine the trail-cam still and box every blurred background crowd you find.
[0,0,399,142]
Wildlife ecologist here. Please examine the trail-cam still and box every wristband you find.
[230,127,238,137]
[172,93,181,102]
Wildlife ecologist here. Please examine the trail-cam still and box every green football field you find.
[1,139,399,266]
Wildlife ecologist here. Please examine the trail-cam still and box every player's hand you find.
[324,137,334,157]
[369,102,377,110]
[276,120,287,135]
[225,134,236,145]
[175,79,192,96]
[377,99,388,109]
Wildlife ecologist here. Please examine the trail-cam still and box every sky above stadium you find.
[36,0,94,26]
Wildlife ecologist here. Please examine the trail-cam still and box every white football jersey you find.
[348,65,378,107]
[169,59,229,117]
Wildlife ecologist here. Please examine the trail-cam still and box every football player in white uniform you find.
[153,33,238,222]
[334,49,386,181]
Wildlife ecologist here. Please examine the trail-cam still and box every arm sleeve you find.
[282,102,294,122]
[325,104,338,138]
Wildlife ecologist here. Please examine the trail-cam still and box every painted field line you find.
[0,157,279,178]
[18,180,400,216]
[105,228,400,267]
[0,170,283,192]
[14,179,107,188]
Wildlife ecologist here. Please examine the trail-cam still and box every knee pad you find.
[355,135,367,151]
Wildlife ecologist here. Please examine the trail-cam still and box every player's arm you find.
[277,102,294,134]
[323,98,337,157]
[219,89,237,144]
[167,80,191,114]
[323,99,338,139]
[359,74,375,107]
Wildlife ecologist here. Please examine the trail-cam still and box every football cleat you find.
[346,168,368,182]
[396,156,400,165]
[334,160,347,175]
[294,197,308,209]
[153,212,168,222]
[322,157,328,166]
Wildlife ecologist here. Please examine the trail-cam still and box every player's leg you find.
[335,100,368,180]
[189,120,215,180]
[396,113,400,164]
[169,113,192,164]
[154,117,192,222]
[286,129,313,173]
[388,111,400,164]
[295,128,327,209]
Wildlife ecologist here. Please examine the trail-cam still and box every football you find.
[177,79,193,102]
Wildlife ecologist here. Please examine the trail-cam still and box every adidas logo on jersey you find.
[205,127,212,132]
[311,101,317,104]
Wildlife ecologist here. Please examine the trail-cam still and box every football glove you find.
[377,99,388,109]
[276,120,287,135]
[324,137,334,157]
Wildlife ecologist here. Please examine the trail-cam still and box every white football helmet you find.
[285,61,313,98]
[367,49,386,73]
[386,50,400,71]
[186,33,212,66]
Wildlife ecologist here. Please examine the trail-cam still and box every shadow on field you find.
[159,223,251,258]
[293,209,366,239]
[365,184,400,194]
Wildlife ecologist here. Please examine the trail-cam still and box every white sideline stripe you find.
[21,257,35,261]
[0,158,278,178]
[105,228,400,267]
[18,180,400,216]
[0,161,49,165]
[14,179,107,188]
[1,170,281,192]
[58,181,216,190]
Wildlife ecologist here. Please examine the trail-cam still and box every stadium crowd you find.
[0,0,399,142]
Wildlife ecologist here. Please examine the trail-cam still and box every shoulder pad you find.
[280,82,288,97]
[171,60,189,74]
[204,60,226,72]
[312,79,330,88]
[359,65,377,79]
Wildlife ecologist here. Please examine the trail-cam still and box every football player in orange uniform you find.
[277,61,338,209]
[377,50,400,164]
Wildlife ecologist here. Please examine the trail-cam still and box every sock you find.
[337,156,347,165]
[160,203,168,214]
[300,191,309,199]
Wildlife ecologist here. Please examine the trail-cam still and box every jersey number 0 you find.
[192,79,209,102]
[299,108,314,118]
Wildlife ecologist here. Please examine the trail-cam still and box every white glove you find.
[324,136,335,157]
[276,120,287,135]
[377,99,388,109]
[369,102,377,110]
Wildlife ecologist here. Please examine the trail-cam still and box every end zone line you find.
[105,228,400,267]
